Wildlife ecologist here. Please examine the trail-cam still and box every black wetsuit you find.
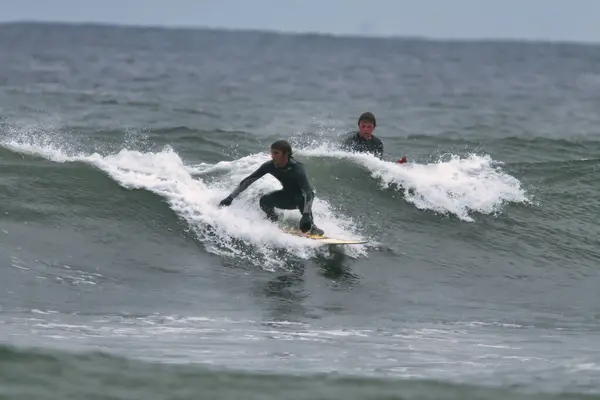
[227,157,315,222]
[341,132,384,159]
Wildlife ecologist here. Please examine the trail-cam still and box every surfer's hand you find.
[299,214,312,233]
[219,196,233,207]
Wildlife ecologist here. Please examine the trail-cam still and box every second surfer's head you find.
[270,139,292,167]
[358,111,376,140]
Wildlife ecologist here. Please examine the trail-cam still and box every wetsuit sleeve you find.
[295,164,315,215]
[340,133,355,151]
[228,161,271,199]
[375,139,383,160]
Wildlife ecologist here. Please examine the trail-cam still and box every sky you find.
[2,0,599,44]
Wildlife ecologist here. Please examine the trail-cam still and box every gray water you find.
[1,22,600,399]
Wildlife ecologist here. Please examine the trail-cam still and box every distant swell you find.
[151,126,251,137]
[401,134,600,164]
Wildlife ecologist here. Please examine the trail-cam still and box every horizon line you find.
[2,19,600,47]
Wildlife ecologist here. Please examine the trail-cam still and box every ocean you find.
[1,22,599,399]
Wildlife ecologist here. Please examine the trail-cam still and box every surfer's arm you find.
[340,133,355,150]
[374,140,383,160]
[295,165,314,215]
[228,161,270,199]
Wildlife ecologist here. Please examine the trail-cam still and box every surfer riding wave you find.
[219,140,325,236]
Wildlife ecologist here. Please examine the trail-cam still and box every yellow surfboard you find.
[282,228,367,245]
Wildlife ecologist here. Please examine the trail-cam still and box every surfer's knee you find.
[259,194,278,221]
[259,193,273,210]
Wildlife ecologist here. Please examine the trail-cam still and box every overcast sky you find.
[2,0,599,43]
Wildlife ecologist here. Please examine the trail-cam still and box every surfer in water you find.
[218,140,325,236]
[341,111,407,164]
[341,112,383,159]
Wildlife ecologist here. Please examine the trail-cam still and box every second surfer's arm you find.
[229,161,270,199]
[375,141,383,160]
[371,136,384,160]
[340,133,355,151]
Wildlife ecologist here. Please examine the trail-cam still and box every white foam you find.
[2,134,368,270]
[296,143,531,222]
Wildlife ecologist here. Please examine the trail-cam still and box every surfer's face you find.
[358,121,375,139]
[270,148,288,167]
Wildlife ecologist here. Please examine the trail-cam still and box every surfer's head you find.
[270,139,292,167]
[358,111,376,140]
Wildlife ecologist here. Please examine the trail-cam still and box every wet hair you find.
[270,139,292,156]
[358,111,376,127]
